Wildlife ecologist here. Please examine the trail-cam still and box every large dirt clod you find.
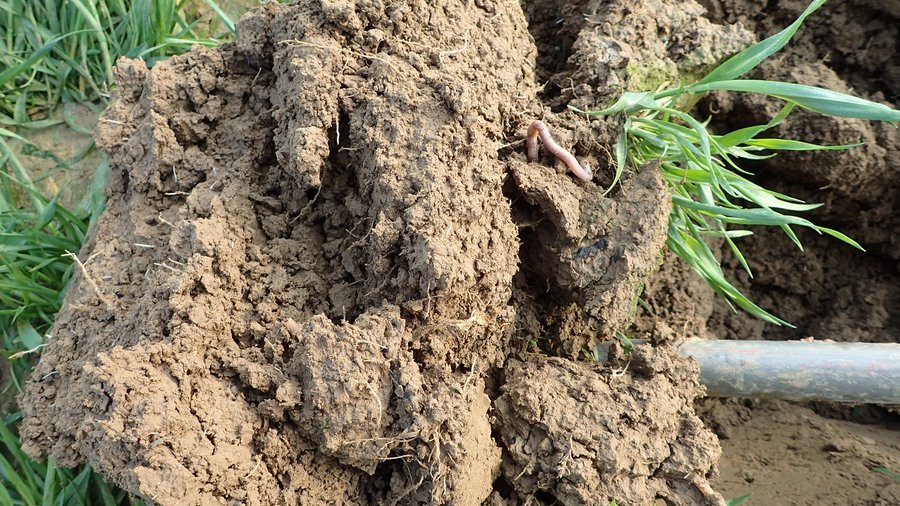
[496,347,723,506]
[15,0,766,503]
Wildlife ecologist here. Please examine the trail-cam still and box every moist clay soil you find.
[17,0,899,505]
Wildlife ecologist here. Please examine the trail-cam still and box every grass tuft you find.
[1,411,144,506]
[0,0,236,121]
[0,155,104,387]
[573,0,897,325]
[0,134,121,503]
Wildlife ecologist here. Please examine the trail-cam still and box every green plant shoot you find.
[573,0,898,325]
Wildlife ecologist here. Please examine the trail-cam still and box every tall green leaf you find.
[688,80,900,122]
[695,0,827,85]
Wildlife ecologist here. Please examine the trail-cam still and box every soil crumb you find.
[495,346,721,505]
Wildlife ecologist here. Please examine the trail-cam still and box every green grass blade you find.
[0,417,41,493]
[689,80,900,122]
[873,466,900,481]
[701,229,753,239]
[94,472,119,506]
[61,104,93,136]
[745,138,862,151]
[0,34,67,89]
[0,117,65,130]
[695,0,826,85]
[0,474,14,505]
[668,224,789,326]
[33,193,61,231]
[41,457,57,506]
[726,493,752,506]
[0,451,37,506]
[724,230,752,277]
[607,133,627,196]
[14,92,28,124]
[716,103,795,147]
[204,0,235,33]
[66,0,114,86]
[574,91,658,116]
[0,140,44,211]
[779,223,804,250]
[820,227,865,251]
[153,0,177,46]
[0,128,36,146]
[732,184,822,212]
[15,321,44,350]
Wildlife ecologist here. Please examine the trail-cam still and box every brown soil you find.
[17,0,899,505]
[702,399,900,505]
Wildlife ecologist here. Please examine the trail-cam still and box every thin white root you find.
[64,251,118,310]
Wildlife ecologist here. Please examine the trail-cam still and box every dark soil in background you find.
[16,0,899,505]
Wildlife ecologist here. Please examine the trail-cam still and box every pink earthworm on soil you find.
[526,120,593,182]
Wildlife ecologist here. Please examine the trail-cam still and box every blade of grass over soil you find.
[573,0,898,324]
[726,493,752,506]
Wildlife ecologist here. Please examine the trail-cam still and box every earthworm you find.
[526,120,593,182]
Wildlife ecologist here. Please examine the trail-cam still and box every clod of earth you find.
[16,0,761,504]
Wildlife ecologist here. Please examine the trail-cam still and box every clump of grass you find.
[574,0,899,325]
[0,144,106,383]
[1,128,119,502]
[1,411,144,506]
[0,0,235,123]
